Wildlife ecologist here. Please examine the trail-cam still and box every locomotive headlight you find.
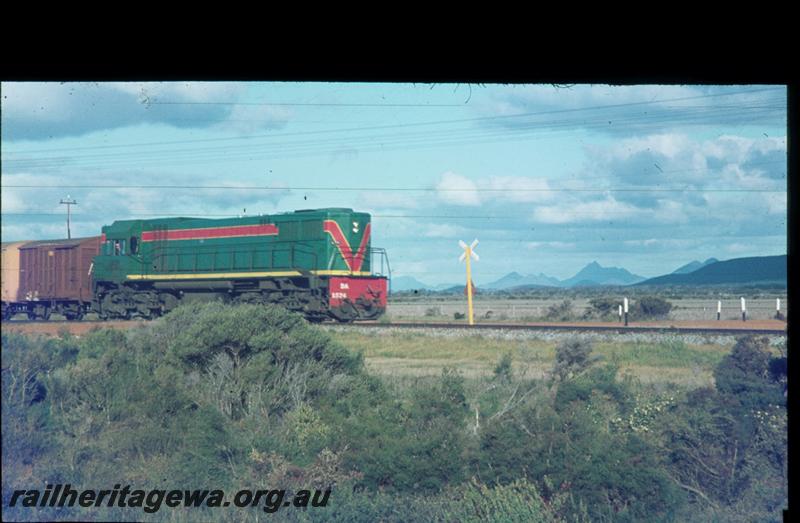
[352,221,359,233]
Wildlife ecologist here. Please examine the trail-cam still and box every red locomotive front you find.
[328,276,388,321]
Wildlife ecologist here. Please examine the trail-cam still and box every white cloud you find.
[0,185,29,213]
[622,238,699,248]
[1,222,72,242]
[1,82,283,140]
[423,223,466,238]
[218,103,292,134]
[726,243,754,254]
[651,200,691,224]
[763,193,787,215]
[109,82,244,103]
[436,171,480,206]
[532,196,638,224]
[525,241,575,249]
[486,84,701,116]
[355,190,420,211]
[483,176,554,203]
[480,85,785,136]
[607,133,693,160]
[0,168,291,230]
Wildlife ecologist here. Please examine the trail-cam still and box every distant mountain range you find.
[391,276,462,292]
[479,261,645,289]
[393,261,644,291]
[671,258,719,274]
[391,255,786,292]
[559,261,645,287]
[637,255,786,286]
[482,272,562,289]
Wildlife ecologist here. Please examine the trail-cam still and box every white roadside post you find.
[623,297,629,327]
[459,239,479,326]
[777,298,781,319]
[741,297,746,322]
[618,304,623,323]
[717,300,721,321]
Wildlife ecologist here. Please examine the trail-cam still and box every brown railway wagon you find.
[19,237,101,301]
[14,237,101,319]
[2,241,30,303]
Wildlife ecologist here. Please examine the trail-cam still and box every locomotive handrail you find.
[146,240,322,274]
[370,247,392,294]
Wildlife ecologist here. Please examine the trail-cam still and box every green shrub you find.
[544,300,574,321]
[632,296,673,319]
[493,352,514,382]
[584,297,620,320]
[304,477,573,522]
[425,307,441,317]
[553,338,594,381]
[346,368,468,493]
[714,335,784,411]
[479,363,680,522]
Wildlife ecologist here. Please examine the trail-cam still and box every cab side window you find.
[130,237,138,255]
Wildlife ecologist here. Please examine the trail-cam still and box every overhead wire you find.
[3,86,785,156]
[3,101,786,170]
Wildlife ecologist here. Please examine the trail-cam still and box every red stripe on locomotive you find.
[140,224,279,242]
[323,220,371,272]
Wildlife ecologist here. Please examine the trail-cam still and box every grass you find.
[597,340,725,368]
[329,331,732,387]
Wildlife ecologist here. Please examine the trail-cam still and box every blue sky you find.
[1,82,787,284]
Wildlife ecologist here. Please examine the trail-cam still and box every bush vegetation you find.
[2,304,786,522]
[632,296,673,320]
[583,297,620,320]
[543,299,574,321]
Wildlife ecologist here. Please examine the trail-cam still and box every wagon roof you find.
[19,237,101,249]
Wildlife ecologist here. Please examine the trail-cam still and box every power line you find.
[2,184,784,193]
[4,110,786,171]
[3,87,784,155]
[3,102,785,172]
[4,103,786,168]
[148,101,468,107]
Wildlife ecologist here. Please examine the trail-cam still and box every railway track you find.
[335,320,788,336]
[2,318,787,337]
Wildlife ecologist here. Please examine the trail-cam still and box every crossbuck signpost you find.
[459,239,479,326]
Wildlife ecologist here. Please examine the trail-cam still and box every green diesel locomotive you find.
[92,208,389,322]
